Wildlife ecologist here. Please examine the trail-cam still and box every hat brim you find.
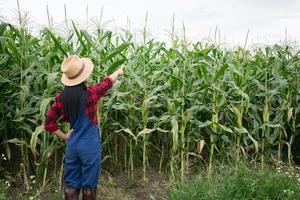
[61,58,94,86]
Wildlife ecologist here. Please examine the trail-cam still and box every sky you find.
[1,0,300,46]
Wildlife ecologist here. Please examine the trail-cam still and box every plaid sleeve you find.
[44,94,62,132]
[88,76,114,102]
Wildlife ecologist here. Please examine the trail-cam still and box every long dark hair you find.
[61,82,87,120]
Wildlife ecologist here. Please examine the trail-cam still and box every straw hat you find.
[61,55,94,86]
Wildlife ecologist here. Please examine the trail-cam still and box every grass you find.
[169,165,300,200]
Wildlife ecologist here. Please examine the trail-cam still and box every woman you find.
[44,55,123,200]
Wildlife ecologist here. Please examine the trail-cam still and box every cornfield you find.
[1,8,300,190]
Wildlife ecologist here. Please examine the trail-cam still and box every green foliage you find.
[0,16,300,188]
[169,167,300,200]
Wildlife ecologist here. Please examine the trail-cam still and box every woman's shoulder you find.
[52,93,63,109]
[54,93,62,101]
[51,92,70,121]
[85,88,97,103]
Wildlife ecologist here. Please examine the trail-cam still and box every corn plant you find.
[1,11,300,189]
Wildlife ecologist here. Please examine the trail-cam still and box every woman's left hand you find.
[53,129,73,141]
[65,129,73,140]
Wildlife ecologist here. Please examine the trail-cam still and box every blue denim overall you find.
[64,100,101,189]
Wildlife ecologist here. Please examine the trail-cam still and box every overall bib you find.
[64,101,101,189]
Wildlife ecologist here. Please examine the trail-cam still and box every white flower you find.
[5,180,10,187]
[1,154,7,160]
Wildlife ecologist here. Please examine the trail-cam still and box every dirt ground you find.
[3,167,170,200]
[1,146,170,200]
[98,168,170,200]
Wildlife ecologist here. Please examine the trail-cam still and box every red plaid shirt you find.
[44,77,114,132]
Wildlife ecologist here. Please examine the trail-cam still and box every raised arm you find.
[88,68,124,101]
[108,68,124,83]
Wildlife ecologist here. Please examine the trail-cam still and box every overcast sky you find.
[1,0,300,46]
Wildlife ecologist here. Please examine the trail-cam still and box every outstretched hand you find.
[117,67,124,76]
[109,67,124,82]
